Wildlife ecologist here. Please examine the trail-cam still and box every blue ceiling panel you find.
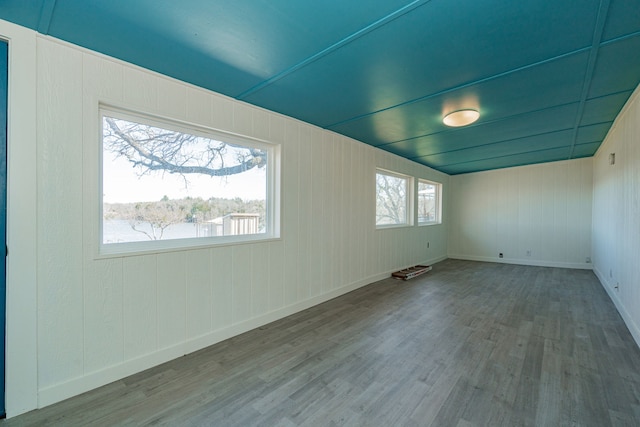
[576,122,613,143]
[381,103,579,158]
[571,142,602,158]
[328,53,589,146]
[0,0,42,30]
[438,147,573,175]
[588,35,640,98]
[45,0,416,97]
[43,0,264,96]
[0,0,638,174]
[243,0,598,128]
[581,91,633,126]
[601,0,640,41]
[415,130,576,168]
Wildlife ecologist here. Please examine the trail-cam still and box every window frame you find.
[417,178,442,226]
[375,168,414,229]
[98,105,281,256]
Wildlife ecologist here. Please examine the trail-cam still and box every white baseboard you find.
[447,254,593,270]
[37,255,447,408]
[593,266,640,350]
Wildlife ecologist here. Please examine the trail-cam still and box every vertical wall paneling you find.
[352,142,365,283]
[297,124,312,301]
[551,164,569,262]
[122,68,157,111]
[308,127,324,299]
[210,246,233,331]
[186,249,213,339]
[321,132,335,295]
[252,107,270,141]
[156,252,187,350]
[449,158,593,269]
[36,39,85,390]
[282,121,300,305]
[251,244,270,318]
[18,32,449,411]
[232,102,254,136]
[593,83,640,347]
[348,141,360,286]
[122,255,158,360]
[267,240,285,313]
[231,244,252,323]
[362,147,374,278]
[336,137,348,288]
[185,87,213,129]
[211,94,234,131]
[83,55,124,102]
[83,258,124,373]
[157,79,187,121]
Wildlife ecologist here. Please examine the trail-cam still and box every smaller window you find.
[376,169,412,228]
[418,179,442,225]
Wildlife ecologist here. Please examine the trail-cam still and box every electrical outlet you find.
[499,253,503,258]
[526,250,531,257]
[585,256,591,263]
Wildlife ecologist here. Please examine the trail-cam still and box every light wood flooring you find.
[3,259,640,426]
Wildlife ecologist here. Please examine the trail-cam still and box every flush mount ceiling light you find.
[443,109,480,127]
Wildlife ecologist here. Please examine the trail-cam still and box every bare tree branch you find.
[376,174,406,224]
[104,117,266,178]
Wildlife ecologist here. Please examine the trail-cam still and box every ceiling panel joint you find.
[237,0,432,100]
[568,0,611,159]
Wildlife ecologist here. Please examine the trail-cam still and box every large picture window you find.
[376,169,412,227]
[418,179,442,225]
[100,107,279,254]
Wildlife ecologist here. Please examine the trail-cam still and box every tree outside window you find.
[101,109,277,251]
[376,170,411,227]
[418,179,441,225]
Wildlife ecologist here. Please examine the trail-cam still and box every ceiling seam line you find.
[433,146,578,168]
[407,128,578,159]
[568,0,611,159]
[599,29,640,46]
[326,46,592,129]
[409,119,611,158]
[415,138,605,165]
[376,100,582,148]
[583,88,635,102]
[37,0,57,35]
[416,141,602,168]
[236,0,432,100]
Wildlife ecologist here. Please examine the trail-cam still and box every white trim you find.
[447,254,593,270]
[417,178,442,226]
[593,266,640,349]
[97,105,281,257]
[375,168,414,228]
[0,19,39,417]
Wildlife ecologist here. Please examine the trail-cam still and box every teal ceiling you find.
[2,0,640,174]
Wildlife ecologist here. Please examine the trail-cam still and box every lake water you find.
[103,219,199,243]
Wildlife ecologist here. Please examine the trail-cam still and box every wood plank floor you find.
[4,259,640,426]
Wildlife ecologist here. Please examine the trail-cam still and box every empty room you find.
[0,1,640,425]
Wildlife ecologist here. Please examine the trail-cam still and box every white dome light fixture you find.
[443,109,480,127]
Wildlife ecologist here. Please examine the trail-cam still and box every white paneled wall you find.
[592,84,640,347]
[448,158,593,269]
[31,36,449,408]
